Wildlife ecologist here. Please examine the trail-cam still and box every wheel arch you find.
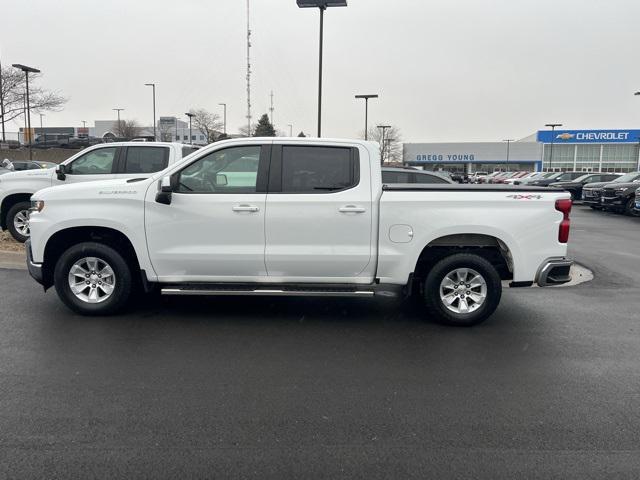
[1,193,33,230]
[42,226,141,289]
[413,233,515,283]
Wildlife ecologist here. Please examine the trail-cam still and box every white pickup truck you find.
[0,142,197,242]
[26,138,573,326]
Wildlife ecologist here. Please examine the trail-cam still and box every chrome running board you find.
[161,287,375,297]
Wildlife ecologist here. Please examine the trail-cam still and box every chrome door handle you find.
[339,205,366,213]
[232,204,259,212]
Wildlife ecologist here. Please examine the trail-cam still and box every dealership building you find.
[403,129,640,174]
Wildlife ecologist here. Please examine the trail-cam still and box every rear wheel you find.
[54,242,132,315]
[7,201,32,243]
[423,253,502,326]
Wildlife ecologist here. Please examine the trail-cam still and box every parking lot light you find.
[297,0,348,137]
[185,112,195,145]
[355,94,378,140]
[12,63,41,160]
[545,123,563,171]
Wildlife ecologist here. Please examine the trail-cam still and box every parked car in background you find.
[6,160,54,172]
[582,172,640,210]
[504,172,540,185]
[549,173,621,201]
[32,161,58,169]
[600,175,640,215]
[0,142,192,242]
[479,172,502,183]
[469,172,487,183]
[634,186,640,213]
[526,171,583,187]
[0,140,21,150]
[382,167,454,184]
[516,172,555,185]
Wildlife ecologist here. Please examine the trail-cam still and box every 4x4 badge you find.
[506,194,543,200]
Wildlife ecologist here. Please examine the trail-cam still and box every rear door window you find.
[123,146,170,174]
[280,146,356,193]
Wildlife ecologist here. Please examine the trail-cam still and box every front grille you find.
[602,188,616,198]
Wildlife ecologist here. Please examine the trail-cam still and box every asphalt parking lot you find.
[1,206,639,479]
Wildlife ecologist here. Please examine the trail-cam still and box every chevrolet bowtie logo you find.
[556,133,575,140]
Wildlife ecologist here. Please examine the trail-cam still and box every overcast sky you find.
[3,0,640,142]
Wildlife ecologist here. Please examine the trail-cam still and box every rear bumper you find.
[25,239,44,285]
[536,258,573,287]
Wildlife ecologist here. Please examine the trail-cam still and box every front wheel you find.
[54,242,132,315]
[624,198,639,217]
[423,253,502,326]
[7,201,32,242]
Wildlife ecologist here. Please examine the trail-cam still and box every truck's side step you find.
[160,283,377,298]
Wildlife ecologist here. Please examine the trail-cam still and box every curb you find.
[0,250,26,270]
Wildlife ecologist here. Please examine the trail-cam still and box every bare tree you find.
[0,66,67,125]
[363,125,403,164]
[114,119,141,139]
[188,108,223,143]
[238,122,257,137]
[158,121,174,142]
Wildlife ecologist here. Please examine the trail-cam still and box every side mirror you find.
[155,175,177,205]
[56,164,67,180]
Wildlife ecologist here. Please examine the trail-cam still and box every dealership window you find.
[575,145,600,171]
[601,144,638,172]
[543,144,574,171]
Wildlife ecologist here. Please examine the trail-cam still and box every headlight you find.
[614,188,629,195]
[30,200,45,212]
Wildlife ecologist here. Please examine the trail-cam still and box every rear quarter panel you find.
[377,190,570,284]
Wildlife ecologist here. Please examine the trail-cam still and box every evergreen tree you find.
[254,114,276,137]
[297,131,306,137]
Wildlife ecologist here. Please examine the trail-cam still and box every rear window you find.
[281,146,357,193]
[123,146,169,174]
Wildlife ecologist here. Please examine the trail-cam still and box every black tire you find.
[54,242,132,315]
[6,201,32,243]
[423,253,502,327]
[624,198,638,217]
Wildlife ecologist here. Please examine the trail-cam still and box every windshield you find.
[613,172,640,183]
[573,174,592,182]
[556,172,580,181]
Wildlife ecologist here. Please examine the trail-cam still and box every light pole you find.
[377,125,391,164]
[113,108,124,136]
[144,83,157,140]
[0,54,5,142]
[297,0,347,137]
[503,139,514,167]
[218,103,227,135]
[12,64,40,160]
[287,124,293,136]
[355,94,378,140]
[545,123,562,171]
[39,113,45,145]
[185,112,194,145]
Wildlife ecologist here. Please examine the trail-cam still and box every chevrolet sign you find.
[538,129,640,144]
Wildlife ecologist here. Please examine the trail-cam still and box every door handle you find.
[339,205,366,213]
[232,204,260,212]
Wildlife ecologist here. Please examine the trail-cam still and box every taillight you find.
[555,198,572,243]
